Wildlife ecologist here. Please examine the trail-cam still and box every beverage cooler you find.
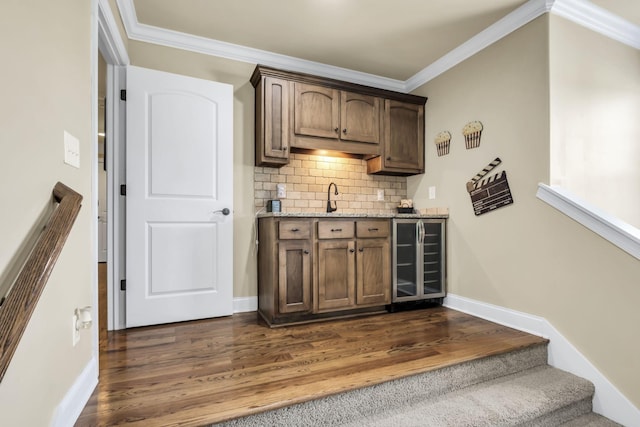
[392,218,446,303]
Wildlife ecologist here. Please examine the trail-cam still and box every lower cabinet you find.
[356,237,390,306]
[278,240,312,314]
[317,239,355,311]
[258,217,391,326]
[258,218,313,325]
[316,219,390,313]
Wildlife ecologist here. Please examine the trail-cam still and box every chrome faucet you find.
[327,182,339,213]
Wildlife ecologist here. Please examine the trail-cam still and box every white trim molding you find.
[98,0,129,65]
[114,0,405,92]
[233,296,258,314]
[552,0,640,50]
[536,184,640,260]
[114,0,639,93]
[444,294,640,427]
[51,357,98,427]
[405,0,553,91]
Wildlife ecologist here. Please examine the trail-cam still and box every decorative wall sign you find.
[466,157,514,216]
[434,131,451,156]
[462,121,483,149]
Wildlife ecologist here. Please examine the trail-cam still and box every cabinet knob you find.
[358,248,364,252]
[283,146,288,151]
[349,248,355,253]
[334,127,339,133]
[386,156,392,161]
[342,128,347,134]
[303,250,309,254]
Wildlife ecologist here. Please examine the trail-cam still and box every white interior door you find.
[125,66,233,328]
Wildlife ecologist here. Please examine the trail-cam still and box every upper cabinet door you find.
[264,77,290,160]
[255,76,290,166]
[294,82,340,139]
[340,92,380,144]
[383,100,424,172]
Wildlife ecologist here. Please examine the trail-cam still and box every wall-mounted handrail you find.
[0,182,82,382]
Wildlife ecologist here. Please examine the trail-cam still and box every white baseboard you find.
[233,296,257,313]
[51,356,98,427]
[444,294,640,427]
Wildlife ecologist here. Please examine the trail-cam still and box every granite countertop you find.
[257,211,449,219]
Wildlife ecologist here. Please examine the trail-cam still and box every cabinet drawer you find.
[317,221,355,239]
[278,221,311,239]
[356,220,389,238]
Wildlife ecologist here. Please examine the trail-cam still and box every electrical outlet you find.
[276,183,286,198]
[377,189,384,201]
[428,186,436,200]
[72,313,80,346]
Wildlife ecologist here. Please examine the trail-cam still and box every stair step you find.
[559,413,623,427]
[342,365,594,427]
[215,343,549,426]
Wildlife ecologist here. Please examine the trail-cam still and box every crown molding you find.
[405,0,553,92]
[116,0,639,93]
[114,0,405,92]
[551,0,640,50]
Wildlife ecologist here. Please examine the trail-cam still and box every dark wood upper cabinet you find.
[367,100,425,175]
[251,65,426,175]
[254,76,290,167]
[340,91,380,144]
[294,83,381,146]
[294,83,340,139]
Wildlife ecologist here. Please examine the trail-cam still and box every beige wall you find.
[408,15,640,407]
[549,15,640,229]
[255,153,407,214]
[0,1,94,425]
[128,40,258,297]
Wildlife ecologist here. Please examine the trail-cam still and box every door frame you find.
[97,0,129,331]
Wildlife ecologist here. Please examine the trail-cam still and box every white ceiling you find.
[126,0,639,83]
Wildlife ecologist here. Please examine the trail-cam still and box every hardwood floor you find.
[76,307,546,427]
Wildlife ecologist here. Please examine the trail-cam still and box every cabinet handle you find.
[303,250,309,254]
[349,248,355,253]
[334,127,339,133]
[290,228,299,232]
[331,228,342,232]
[368,228,379,232]
[342,128,347,134]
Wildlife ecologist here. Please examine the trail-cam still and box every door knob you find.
[213,208,230,216]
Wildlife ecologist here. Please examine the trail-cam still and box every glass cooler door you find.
[393,220,419,301]
[422,221,444,296]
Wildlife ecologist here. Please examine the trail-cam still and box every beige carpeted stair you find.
[214,343,621,426]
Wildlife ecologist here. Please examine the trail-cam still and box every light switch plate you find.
[64,131,80,168]
[428,186,436,200]
[377,189,384,201]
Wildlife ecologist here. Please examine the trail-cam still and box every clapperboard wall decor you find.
[466,157,514,216]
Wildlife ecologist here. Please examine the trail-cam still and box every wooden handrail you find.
[0,182,82,382]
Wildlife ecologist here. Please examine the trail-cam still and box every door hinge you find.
[120,89,126,101]
[120,279,126,291]
[120,184,126,196]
